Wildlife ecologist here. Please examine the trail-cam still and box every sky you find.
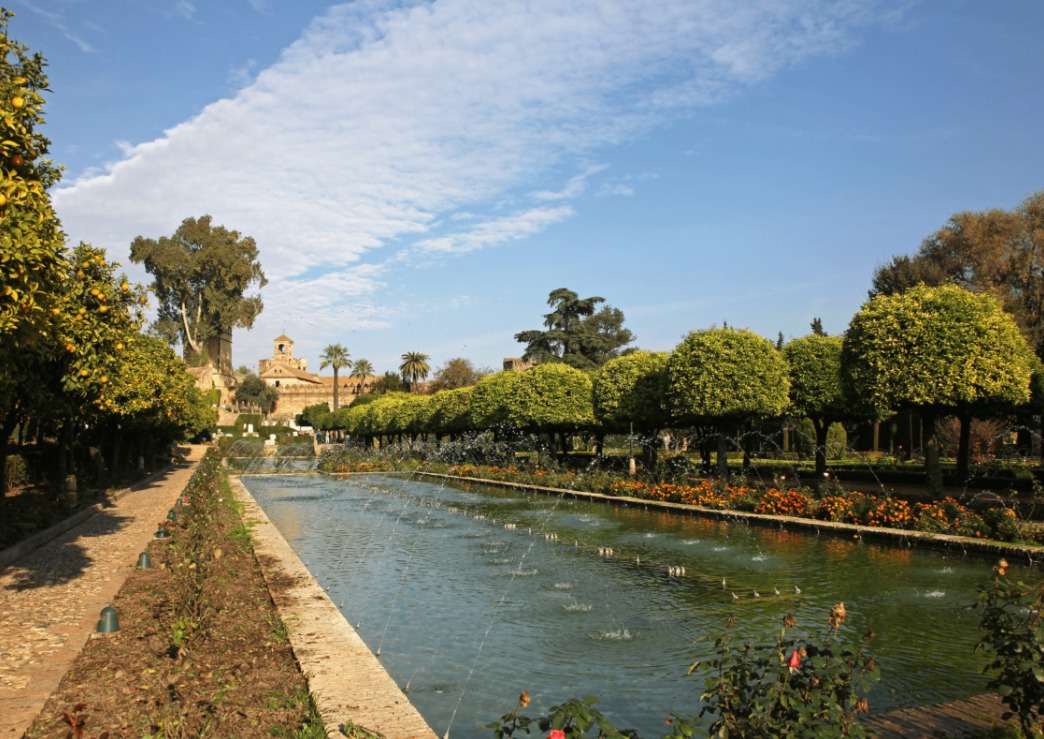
[7,0,1044,377]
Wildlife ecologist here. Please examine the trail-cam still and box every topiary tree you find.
[666,328,790,475]
[504,363,596,454]
[842,285,1034,494]
[468,371,524,438]
[784,334,847,482]
[593,351,669,468]
[427,386,474,442]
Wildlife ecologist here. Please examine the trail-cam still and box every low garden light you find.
[136,551,152,569]
[96,605,119,633]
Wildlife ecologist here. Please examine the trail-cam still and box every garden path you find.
[0,446,204,738]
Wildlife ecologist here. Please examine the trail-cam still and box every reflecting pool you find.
[242,473,1014,738]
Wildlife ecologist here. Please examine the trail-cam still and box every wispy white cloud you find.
[531,164,608,201]
[173,1,196,21]
[50,0,898,358]
[598,183,634,197]
[17,1,96,53]
[415,206,575,255]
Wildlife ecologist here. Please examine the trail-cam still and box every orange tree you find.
[97,334,216,472]
[35,243,147,482]
[0,10,69,498]
[469,370,524,440]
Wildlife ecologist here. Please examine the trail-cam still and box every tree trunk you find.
[923,410,943,496]
[0,412,19,501]
[812,417,829,482]
[716,431,729,476]
[956,412,972,480]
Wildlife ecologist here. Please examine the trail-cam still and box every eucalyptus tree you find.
[320,343,352,411]
[666,328,790,475]
[784,334,846,481]
[399,351,431,393]
[842,284,1034,493]
[129,215,266,366]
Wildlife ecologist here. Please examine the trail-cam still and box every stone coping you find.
[229,476,437,739]
[410,472,1044,566]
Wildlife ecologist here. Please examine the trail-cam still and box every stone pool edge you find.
[229,476,437,739]
[408,472,1044,565]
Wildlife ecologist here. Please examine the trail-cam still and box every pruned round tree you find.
[666,328,790,474]
[784,334,846,480]
[505,363,596,453]
[593,351,669,467]
[842,284,1034,493]
[428,386,474,441]
[468,371,523,436]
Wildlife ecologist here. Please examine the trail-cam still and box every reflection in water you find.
[244,473,1010,739]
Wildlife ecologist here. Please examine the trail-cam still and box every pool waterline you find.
[242,472,1010,739]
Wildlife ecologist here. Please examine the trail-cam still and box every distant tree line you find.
[311,282,1039,494]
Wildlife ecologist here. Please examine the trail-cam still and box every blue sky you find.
[8,0,1044,376]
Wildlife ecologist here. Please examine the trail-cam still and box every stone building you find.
[257,334,374,424]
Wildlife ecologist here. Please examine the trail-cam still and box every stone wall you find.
[269,384,364,424]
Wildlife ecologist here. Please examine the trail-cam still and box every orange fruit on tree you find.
[11,96,24,109]
[9,154,24,167]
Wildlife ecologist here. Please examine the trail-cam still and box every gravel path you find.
[0,446,204,738]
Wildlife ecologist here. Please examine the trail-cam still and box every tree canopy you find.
[842,284,1034,491]
[666,328,790,473]
[514,287,634,370]
[784,334,845,478]
[429,357,488,392]
[129,215,266,364]
[870,191,1044,358]
[592,351,669,433]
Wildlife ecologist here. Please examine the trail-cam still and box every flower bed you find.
[437,464,1026,543]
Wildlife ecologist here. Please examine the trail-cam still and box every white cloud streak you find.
[50,0,894,358]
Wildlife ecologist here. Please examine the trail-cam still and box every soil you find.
[22,482,321,738]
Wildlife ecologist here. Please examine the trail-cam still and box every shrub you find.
[679,607,879,738]
[976,560,1044,736]
[5,453,28,489]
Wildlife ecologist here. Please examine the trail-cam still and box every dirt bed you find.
[25,485,321,738]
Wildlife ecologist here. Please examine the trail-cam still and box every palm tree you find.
[319,343,352,411]
[350,358,375,394]
[399,352,431,393]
